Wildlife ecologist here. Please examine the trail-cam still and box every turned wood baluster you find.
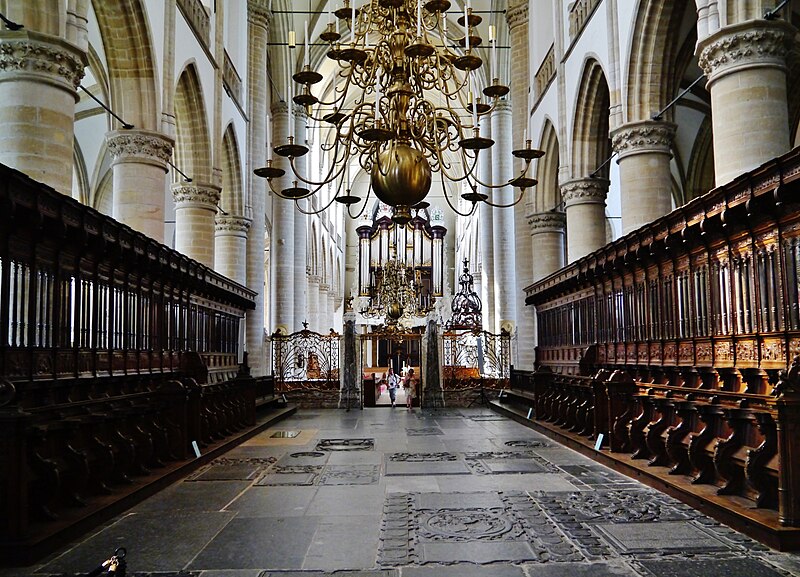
[630,392,654,460]
[688,403,723,485]
[745,411,778,509]
[666,400,695,475]
[645,396,674,467]
[713,407,751,496]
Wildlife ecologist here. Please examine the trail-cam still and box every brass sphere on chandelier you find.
[371,143,432,225]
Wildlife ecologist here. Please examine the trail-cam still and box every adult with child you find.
[385,366,399,407]
[404,368,416,411]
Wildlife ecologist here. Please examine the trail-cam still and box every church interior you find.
[3,0,800,574]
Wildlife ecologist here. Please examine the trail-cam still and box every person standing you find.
[386,366,399,407]
[404,368,416,411]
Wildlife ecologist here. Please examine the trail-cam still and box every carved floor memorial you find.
[11,409,798,577]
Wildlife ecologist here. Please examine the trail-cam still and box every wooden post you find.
[775,356,800,526]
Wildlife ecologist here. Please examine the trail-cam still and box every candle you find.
[490,25,497,80]
[464,4,469,52]
[375,78,381,121]
[288,67,294,134]
[470,73,477,128]
[417,0,422,37]
[352,1,356,37]
[304,20,310,67]
[523,128,527,146]
[328,1,332,25]
[267,118,272,159]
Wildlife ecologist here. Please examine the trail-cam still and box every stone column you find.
[507,0,534,369]
[307,275,321,332]
[697,20,793,186]
[0,31,86,195]
[293,105,309,332]
[215,216,251,286]
[528,212,566,282]
[245,0,270,374]
[491,100,516,334]
[319,282,331,332]
[106,129,174,243]
[172,183,221,267]
[478,124,496,332]
[561,178,609,262]
[339,311,360,410]
[270,101,294,334]
[611,120,676,235]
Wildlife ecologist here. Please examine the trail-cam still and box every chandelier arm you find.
[346,182,372,220]
[437,177,480,218]
[481,188,528,209]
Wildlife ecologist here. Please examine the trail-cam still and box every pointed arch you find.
[626,0,692,121]
[221,124,245,215]
[534,119,561,213]
[174,63,212,184]
[572,58,611,178]
[92,0,158,129]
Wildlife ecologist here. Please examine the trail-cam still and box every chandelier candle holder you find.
[254,0,546,225]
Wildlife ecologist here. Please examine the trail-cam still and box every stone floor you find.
[5,407,800,577]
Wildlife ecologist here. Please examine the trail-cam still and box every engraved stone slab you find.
[320,465,381,485]
[255,466,321,486]
[316,438,375,451]
[593,521,733,554]
[187,464,263,481]
[277,451,329,467]
[504,440,551,448]
[418,541,537,564]
[406,427,444,436]
[384,460,471,476]
[479,459,547,474]
[638,558,785,577]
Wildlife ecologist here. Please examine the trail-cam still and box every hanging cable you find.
[0,12,23,30]
[651,75,705,121]
[168,161,192,182]
[764,0,790,19]
[78,85,135,129]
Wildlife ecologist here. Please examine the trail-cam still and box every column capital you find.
[271,100,289,116]
[308,274,321,285]
[319,282,330,292]
[561,178,609,207]
[215,215,252,234]
[527,211,567,234]
[247,0,271,30]
[492,99,513,115]
[106,129,174,170]
[171,182,221,208]
[506,1,528,31]
[698,20,794,84]
[0,30,86,96]
[611,120,676,160]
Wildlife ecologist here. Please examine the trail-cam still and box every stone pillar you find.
[293,105,309,333]
[507,0,534,369]
[319,282,331,332]
[528,212,566,282]
[697,20,793,186]
[245,0,270,374]
[106,129,174,243]
[308,275,321,332]
[172,183,221,267]
[561,178,609,262]
[423,313,444,409]
[215,216,251,285]
[611,120,676,235]
[270,101,294,334]
[491,101,516,334]
[339,311,360,410]
[0,31,86,195]
[478,125,496,332]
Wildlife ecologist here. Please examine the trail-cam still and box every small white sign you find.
[526,407,533,420]
[594,434,604,451]
[192,440,201,458]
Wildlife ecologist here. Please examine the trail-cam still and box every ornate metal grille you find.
[442,329,511,389]
[271,324,341,392]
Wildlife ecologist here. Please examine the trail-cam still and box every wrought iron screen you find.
[441,329,511,389]
[271,326,341,392]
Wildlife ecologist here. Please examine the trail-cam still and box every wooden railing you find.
[568,0,601,40]
[0,164,260,564]
[499,147,800,550]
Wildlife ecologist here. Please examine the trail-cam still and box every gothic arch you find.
[221,124,245,215]
[571,58,611,179]
[91,0,159,130]
[174,63,212,184]
[534,118,560,213]
[626,0,692,121]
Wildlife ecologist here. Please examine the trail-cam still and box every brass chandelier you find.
[255,0,544,225]
[359,256,425,325]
